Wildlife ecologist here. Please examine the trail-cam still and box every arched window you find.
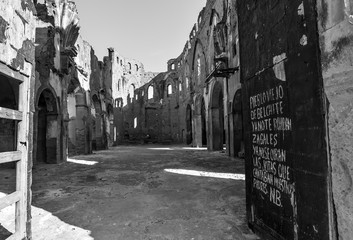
[134,117,138,128]
[186,77,190,89]
[148,85,154,100]
[129,84,135,99]
[179,82,182,92]
[128,62,131,70]
[135,64,139,71]
[167,84,173,96]
[197,56,201,82]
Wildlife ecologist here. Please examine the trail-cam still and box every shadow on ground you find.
[0,145,259,240]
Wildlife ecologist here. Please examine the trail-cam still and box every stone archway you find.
[232,89,244,157]
[209,81,224,151]
[35,89,59,164]
[186,104,193,145]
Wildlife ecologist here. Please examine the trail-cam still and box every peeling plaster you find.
[300,34,308,46]
[298,2,305,16]
[0,16,9,43]
[272,53,287,82]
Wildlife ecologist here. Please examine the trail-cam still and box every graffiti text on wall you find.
[250,84,295,207]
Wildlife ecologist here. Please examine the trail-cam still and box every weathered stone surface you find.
[317,0,353,239]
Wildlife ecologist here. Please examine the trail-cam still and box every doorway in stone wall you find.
[194,95,207,147]
[36,89,58,164]
[186,104,193,145]
[92,95,102,150]
[210,81,224,151]
[201,97,207,146]
[233,89,243,157]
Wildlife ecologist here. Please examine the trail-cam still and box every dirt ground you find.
[0,145,259,240]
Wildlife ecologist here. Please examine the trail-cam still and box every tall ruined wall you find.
[317,0,353,239]
[114,0,242,149]
[0,0,36,238]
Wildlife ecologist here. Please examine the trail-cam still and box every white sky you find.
[73,0,207,72]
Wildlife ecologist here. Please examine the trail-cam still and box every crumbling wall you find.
[113,0,240,148]
[317,0,353,239]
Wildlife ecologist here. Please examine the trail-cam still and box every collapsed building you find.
[0,0,352,239]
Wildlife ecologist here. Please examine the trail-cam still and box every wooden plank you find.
[0,151,21,164]
[0,62,26,82]
[0,107,22,121]
[0,191,21,211]
[15,73,29,239]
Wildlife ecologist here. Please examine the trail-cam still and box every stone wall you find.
[114,0,243,150]
[317,0,353,239]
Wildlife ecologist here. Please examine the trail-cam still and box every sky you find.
[73,0,207,73]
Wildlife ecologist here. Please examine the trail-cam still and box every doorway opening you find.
[210,81,224,150]
[186,104,193,145]
[233,89,244,157]
[36,89,58,164]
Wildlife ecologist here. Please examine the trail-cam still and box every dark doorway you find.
[186,104,193,145]
[201,97,207,146]
[36,89,58,164]
[210,81,224,150]
[233,89,243,156]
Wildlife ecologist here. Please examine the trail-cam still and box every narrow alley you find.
[1,146,258,240]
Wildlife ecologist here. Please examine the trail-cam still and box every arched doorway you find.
[92,94,103,150]
[210,81,224,151]
[233,89,243,157]
[201,97,207,146]
[107,104,114,147]
[36,89,59,164]
[194,95,207,147]
[186,104,193,145]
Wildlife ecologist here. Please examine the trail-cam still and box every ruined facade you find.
[33,0,115,160]
[114,0,243,155]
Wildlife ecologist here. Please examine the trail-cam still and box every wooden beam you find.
[0,62,27,81]
[0,191,21,211]
[0,107,22,121]
[0,151,22,164]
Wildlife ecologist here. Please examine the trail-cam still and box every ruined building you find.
[114,0,242,153]
[113,0,353,239]
[0,0,353,239]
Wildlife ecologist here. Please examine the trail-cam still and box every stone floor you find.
[0,145,259,240]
